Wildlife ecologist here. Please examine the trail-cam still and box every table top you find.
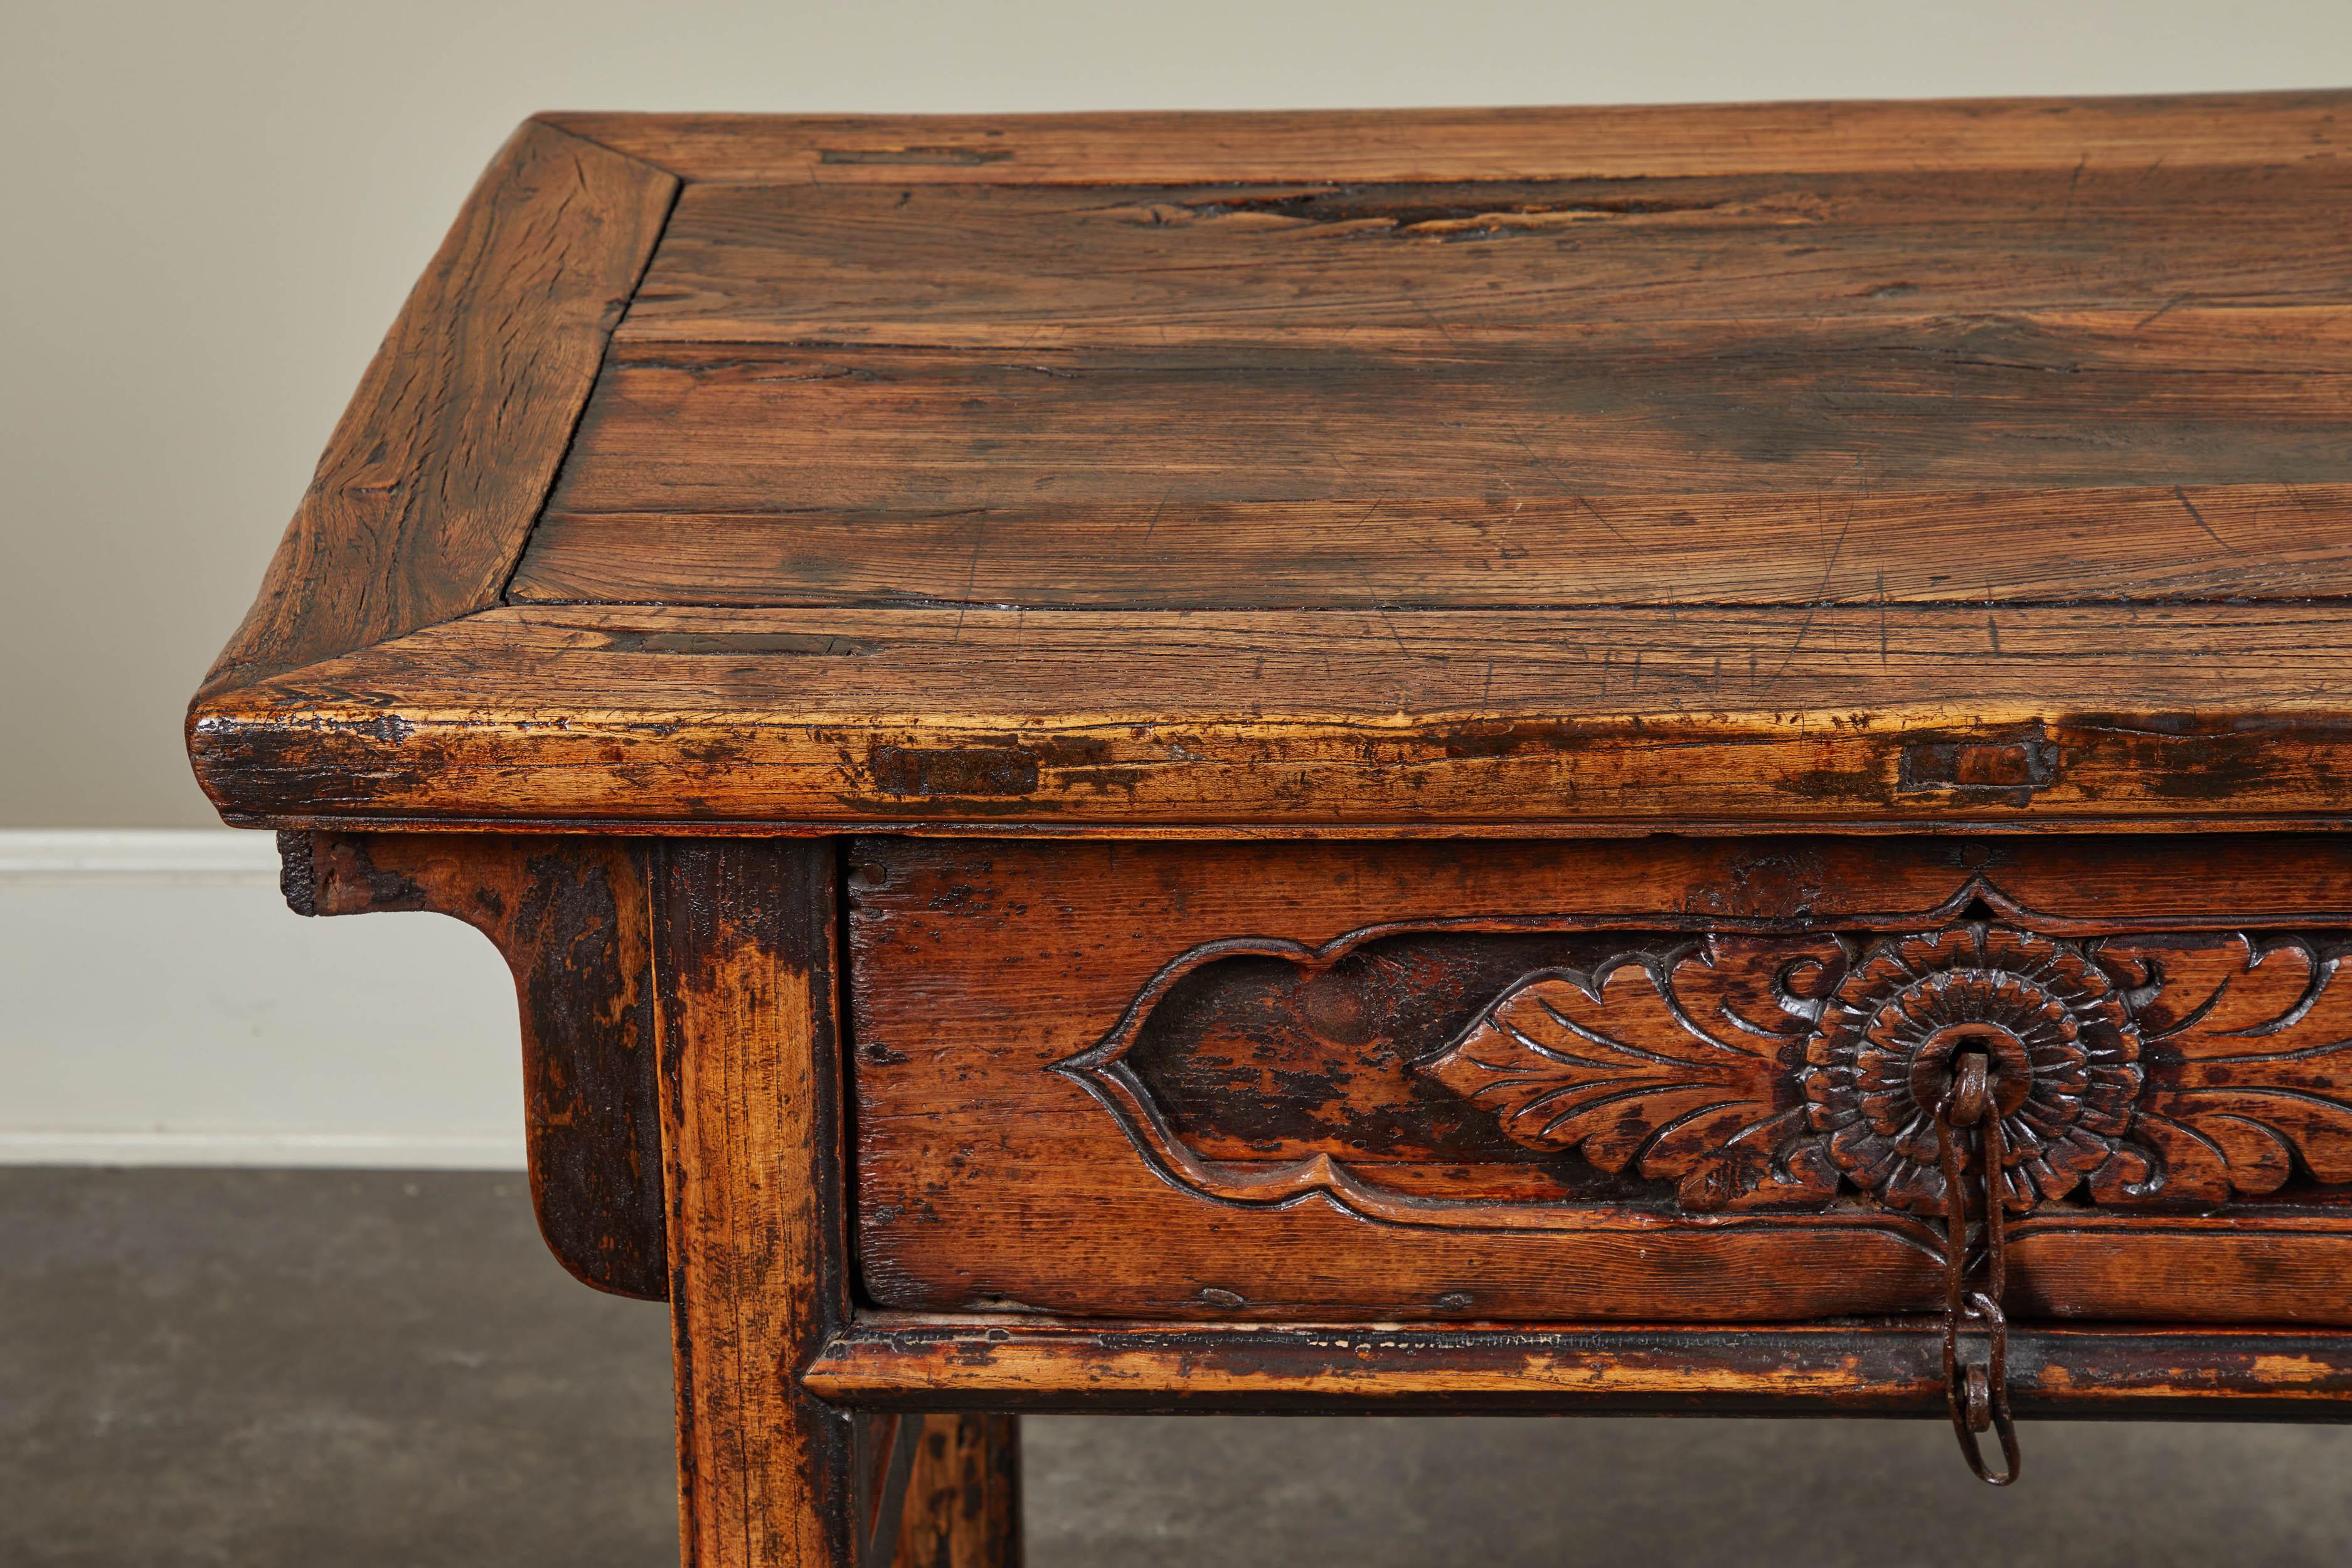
[189,93,2352,834]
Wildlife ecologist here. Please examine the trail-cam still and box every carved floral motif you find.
[1800,928,2142,1214]
[1061,906,2352,1227]
[1426,922,2352,1214]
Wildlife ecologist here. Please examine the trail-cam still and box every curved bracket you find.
[284,829,667,1300]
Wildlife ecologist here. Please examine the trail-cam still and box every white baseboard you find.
[0,1132,526,1168]
[0,828,289,879]
[0,829,527,1169]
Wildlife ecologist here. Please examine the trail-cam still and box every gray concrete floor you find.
[4,1170,2350,1566]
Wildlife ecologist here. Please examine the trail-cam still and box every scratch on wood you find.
[2174,485,2237,554]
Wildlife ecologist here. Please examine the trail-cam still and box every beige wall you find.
[8,0,2351,825]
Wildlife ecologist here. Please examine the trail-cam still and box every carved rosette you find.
[1798,928,2143,1214]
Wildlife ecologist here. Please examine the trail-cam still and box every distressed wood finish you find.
[885,1416,1022,1568]
[654,839,858,1567]
[851,1412,1019,1568]
[287,830,664,1299]
[512,484,2352,612]
[189,601,2352,829]
[193,122,674,704]
[850,836,2352,1324]
[542,337,2352,524]
[191,94,2352,835]
[612,171,2352,346]
[545,92,2352,184]
[807,1317,2352,1419]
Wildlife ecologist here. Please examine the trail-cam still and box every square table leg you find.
[651,839,1020,1567]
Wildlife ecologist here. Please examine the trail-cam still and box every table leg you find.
[652,839,859,1567]
[883,1414,1022,1568]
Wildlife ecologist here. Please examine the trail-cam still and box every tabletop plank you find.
[618,167,2352,348]
[509,485,2352,611]
[548,341,2352,512]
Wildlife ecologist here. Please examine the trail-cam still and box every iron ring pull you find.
[1934,1049,2023,1486]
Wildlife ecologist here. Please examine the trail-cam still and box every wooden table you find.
[190,93,2352,1561]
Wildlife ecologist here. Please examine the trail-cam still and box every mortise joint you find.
[1898,728,2061,805]
[871,744,1041,798]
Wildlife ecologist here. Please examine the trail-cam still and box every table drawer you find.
[848,836,2352,1324]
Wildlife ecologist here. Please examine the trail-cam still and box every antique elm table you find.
[189,93,2352,1563]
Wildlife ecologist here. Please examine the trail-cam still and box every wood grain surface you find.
[616,171,2352,346]
[654,840,855,1567]
[807,1316,2352,1419]
[193,601,2352,827]
[190,95,2352,833]
[548,340,2352,508]
[848,836,2352,1324]
[290,830,666,1300]
[511,484,2352,612]
[545,92,2352,184]
[192,122,673,704]
[884,1415,1020,1568]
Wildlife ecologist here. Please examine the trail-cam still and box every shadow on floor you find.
[3,1170,2348,1566]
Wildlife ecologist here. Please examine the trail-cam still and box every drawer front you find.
[848,836,2352,1323]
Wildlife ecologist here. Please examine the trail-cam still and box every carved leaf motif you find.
[1419,939,1841,1210]
[2100,935,2352,1200]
